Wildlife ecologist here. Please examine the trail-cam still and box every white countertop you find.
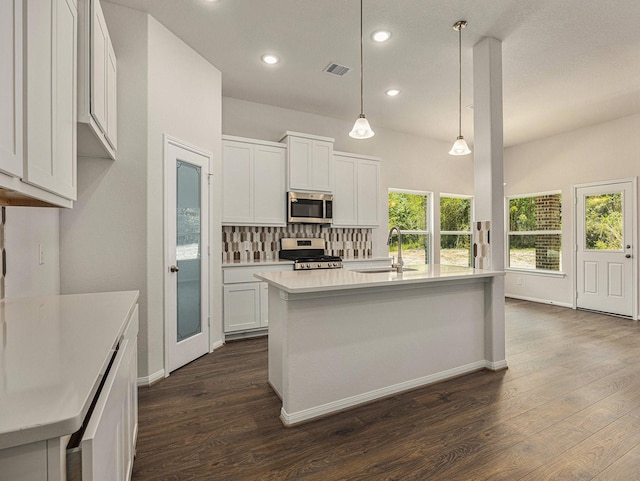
[0,290,139,450]
[255,264,503,294]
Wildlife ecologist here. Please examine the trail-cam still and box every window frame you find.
[505,190,564,276]
[439,193,474,267]
[388,188,433,265]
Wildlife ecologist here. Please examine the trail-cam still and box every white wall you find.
[222,97,474,256]
[60,4,222,381]
[147,16,222,379]
[60,3,149,372]
[5,207,60,298]
[504,113,640,309]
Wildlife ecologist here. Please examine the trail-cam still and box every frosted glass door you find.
[166,139,210,373]
[176,161,202,341]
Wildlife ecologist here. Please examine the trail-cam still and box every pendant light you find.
[349,0,375,139]
[449,20,471,156]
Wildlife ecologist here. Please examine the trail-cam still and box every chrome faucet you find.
[387,226,404,273]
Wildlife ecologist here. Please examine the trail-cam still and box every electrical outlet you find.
[38,243,44,265]
[516,276,522,286]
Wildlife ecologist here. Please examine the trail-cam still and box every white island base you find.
[256,265,507,426]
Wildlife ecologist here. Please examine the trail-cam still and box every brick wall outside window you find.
[534,194,561,270]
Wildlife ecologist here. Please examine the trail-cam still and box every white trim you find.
[279,360,495,426]
[508,230,562,236]
[210,338,224,353]
[440,192,473,200]
[505,268,566,278]
[572,177,637,318]
[389,187,432,196]
[505,293,573,309]
[441,231,473,236]
[507,189,562,200]
[137,369,165,387]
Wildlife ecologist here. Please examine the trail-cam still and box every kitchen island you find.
[255,265,506,426]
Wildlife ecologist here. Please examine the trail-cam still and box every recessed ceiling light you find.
[385,89,400,97]
[261,54,279,65]
[372,30,391,42]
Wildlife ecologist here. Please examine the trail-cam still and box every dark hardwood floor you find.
[132,299,640,480]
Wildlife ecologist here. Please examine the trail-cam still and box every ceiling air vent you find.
[323,62,351,76]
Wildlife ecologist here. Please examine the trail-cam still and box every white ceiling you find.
[108,0,640,147]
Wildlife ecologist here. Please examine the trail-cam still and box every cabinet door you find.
[0,0,23,177]
[222,141,254,223]
[223,283,261,332]
[357,159,380,226]
[81,339,129,481]
[260,282,269,327]
[311,140,333,192]
[287,136,312,190]
[333,156,357,226]
[90,0,108,134]
[254,145,286,225]
[24,0,77,201]
[106,40,117,150]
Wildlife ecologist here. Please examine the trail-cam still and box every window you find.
[507,192,562,271]
[388,189,431,265]
[440,195,473,267]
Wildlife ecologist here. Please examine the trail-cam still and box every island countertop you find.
[255,264,504,294]
[0,290,140,450]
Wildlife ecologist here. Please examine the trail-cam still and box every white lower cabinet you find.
[223,283,264,332]
[222,264,292,335]
[75,306,138,481]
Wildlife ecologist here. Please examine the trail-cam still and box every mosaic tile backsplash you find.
[222,225,373,262]
[473,220,491,269]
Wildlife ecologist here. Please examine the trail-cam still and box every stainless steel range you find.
[279,238,343,270]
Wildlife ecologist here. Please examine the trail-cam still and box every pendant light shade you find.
[449,20,471,156]
[350,114,375,139]
[349,0,375,139]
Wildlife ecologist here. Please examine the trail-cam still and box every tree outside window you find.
[440,195,472,267]
[388,190,431,265]
[507,193,562,271]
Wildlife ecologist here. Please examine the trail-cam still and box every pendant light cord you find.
[457,23,462,137]
[359,0,364,115]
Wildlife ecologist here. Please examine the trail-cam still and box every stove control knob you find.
[305,263,311,269]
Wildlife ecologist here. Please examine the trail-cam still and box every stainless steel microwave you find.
[287,191,333,224]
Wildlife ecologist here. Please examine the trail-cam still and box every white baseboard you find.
[485,359,508,371]
[137,369,165,387]
[210,339,224,352]
[505,294,572,309]
[280,360,488,426]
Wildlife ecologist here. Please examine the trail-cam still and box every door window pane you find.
[176,161,202,342]
[585,193,623,251]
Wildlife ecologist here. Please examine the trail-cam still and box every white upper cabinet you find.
[333,151,380,227]
[20,0,78,203]
[222,136,286,226]
[78,0,117,159]
[281,131,334,192]
[0,0,23,178]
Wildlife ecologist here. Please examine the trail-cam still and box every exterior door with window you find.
[576,181,635,317]
[165,138,210,373]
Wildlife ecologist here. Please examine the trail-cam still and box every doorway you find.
[164,136,211,373]
[574,179,637,318]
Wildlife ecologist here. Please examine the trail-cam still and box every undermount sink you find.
[352,267,417,273]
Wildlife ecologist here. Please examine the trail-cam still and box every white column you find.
[473,36,506,369]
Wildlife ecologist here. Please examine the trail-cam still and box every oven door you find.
[288,192,332,224]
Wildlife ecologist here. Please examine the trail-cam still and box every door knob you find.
[625,254,631,259]
[170,265,180,272]
[627,245,632,249]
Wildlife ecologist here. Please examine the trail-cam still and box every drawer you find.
[223,264,292,284]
